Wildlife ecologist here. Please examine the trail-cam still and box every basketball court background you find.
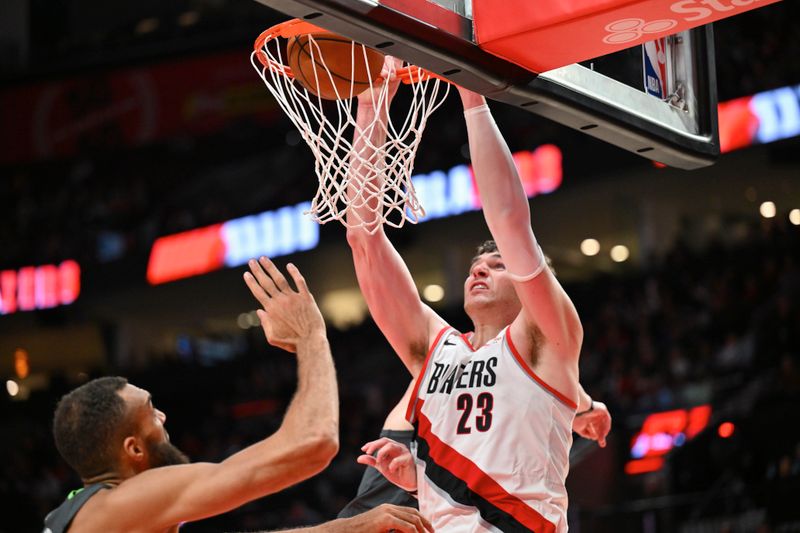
[1,1,799,531]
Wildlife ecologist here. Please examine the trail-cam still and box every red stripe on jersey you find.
[416,404,557,533]
[505,328,578,410]
[406,325,452,423]
[460,332,476,351]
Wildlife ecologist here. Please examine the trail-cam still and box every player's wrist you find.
[576,400,595,417]
[395,476,418,493]
[458,87,486,109]
[294,330,329,352]
[463,102,490,118]
[508,244,547,282]
[399,483,418,494]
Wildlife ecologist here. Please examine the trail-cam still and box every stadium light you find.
[580,239,600,256]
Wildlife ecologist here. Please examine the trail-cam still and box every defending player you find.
[44,258,431,533]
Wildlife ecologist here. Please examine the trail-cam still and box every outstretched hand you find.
[357,437,417,492]
[243,257,325,353]
[338,503,433,533]
[358,55,404,107]
[572,401,612,448]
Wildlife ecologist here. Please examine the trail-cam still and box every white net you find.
[251,25,449,233]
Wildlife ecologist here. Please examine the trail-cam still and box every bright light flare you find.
[423,284,444,303]
[759,201,776,218]
[580,239,600,256]
[610,245,630,263]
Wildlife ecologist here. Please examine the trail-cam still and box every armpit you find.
[526,324,545,367]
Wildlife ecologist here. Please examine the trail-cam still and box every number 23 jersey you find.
[406,326,577,532]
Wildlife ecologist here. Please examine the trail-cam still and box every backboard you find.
[252,0,719,169]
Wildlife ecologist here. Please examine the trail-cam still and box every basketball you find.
[286,32,385,100]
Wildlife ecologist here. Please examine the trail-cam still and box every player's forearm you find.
[209,334,337,507]
[237,516,364,533]
[282,332,340,457]
[249,512,398,533]
[293,517,353,532]
[345,103,390,230]
[356,101,391,148]
[238,517,352,533]
[464,103,531,227]
[463,101,542,277]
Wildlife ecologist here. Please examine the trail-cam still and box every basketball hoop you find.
[252,19,450,232]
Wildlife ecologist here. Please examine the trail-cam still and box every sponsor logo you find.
[604,18,677,45]
[604,0,764,45]
[643,38,669,98]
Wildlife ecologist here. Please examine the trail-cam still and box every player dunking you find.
[345,60,612,532]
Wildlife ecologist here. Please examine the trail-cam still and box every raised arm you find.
[98,259,339,530]
[460,89,583,362]
[345,58,445,375]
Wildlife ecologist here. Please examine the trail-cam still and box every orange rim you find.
[253,18,450,85]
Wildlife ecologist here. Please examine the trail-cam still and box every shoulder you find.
[45,484,109,533]
[67,486,115,532]
[420,313,451,350]
[428,323,459,348]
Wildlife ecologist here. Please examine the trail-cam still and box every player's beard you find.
[147,438,190,467]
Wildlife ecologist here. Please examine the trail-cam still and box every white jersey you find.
[406,326,577,532]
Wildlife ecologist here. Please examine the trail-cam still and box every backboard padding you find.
[253,0,719,169]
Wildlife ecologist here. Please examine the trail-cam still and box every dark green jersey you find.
[43,483,110,533]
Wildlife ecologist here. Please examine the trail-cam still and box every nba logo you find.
[642,37,668,99]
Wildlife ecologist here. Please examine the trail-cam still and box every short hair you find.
[475,240,498,257]
[473,239,556,276]
[53,376,130,479]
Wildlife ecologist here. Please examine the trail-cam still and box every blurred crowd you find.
[714,2,800,101]
[1,217,798,532]
[580,218,800,415]
[0,131,313,269]
[578,218,800,530]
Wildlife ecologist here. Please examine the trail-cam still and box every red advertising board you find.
[0,51,279,164]
[475,0,781,73]
[0,260,81,314]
